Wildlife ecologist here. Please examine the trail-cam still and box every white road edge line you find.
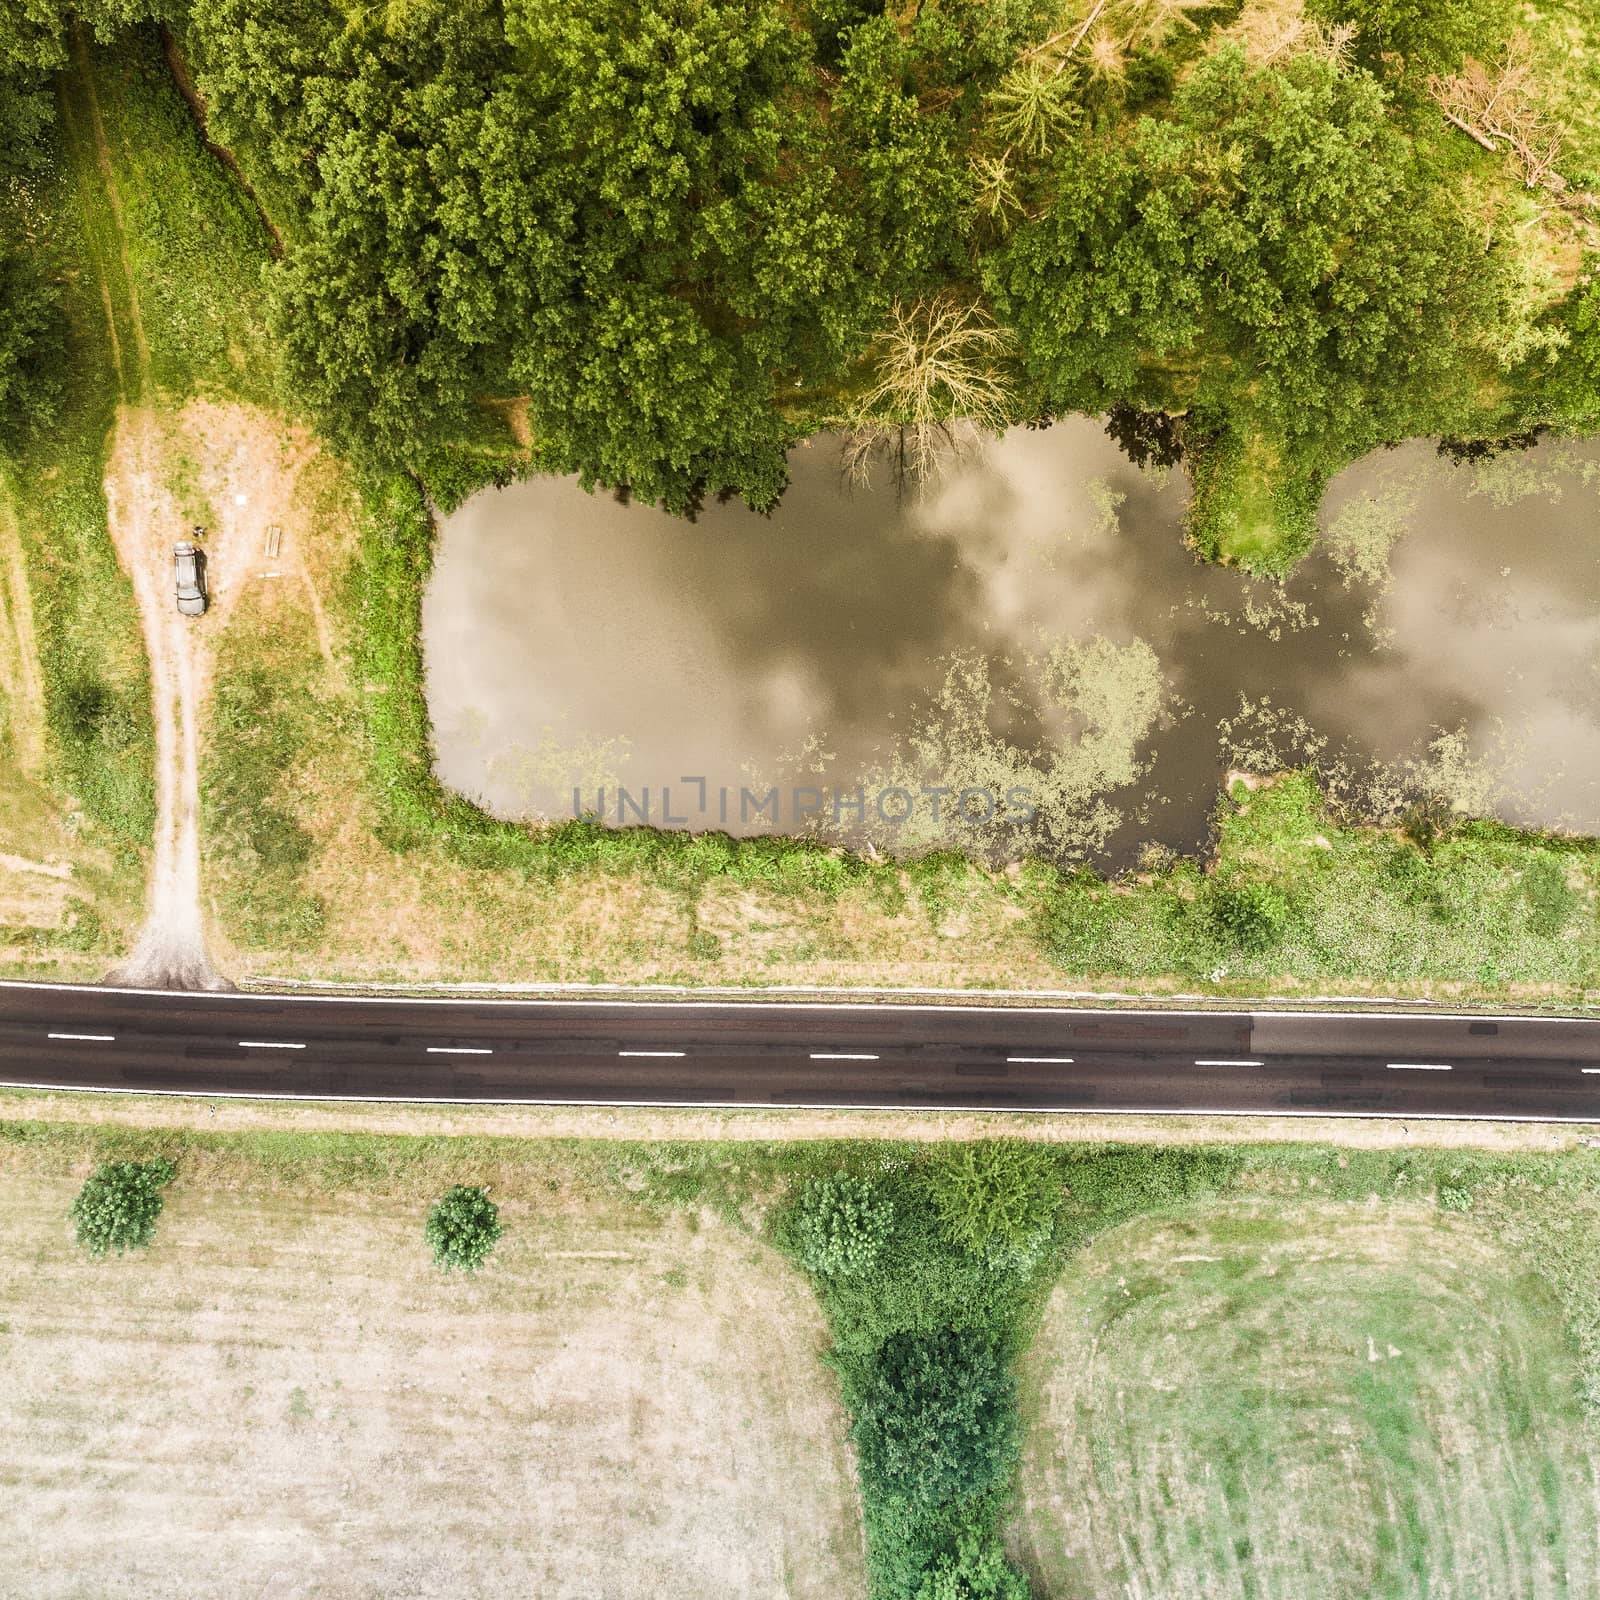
[5,977,1593,1026]
[810,1052,880,1060]
[47,1032,115,1042]
[1583,1068,1600,1075]
[1196,1059,1262,1067]
[1007,1056,1074,1064]
[1387,1062,1452,1071]
[426,1046,493,1055]
[238,1041,306,1050]
[617,1050,685,1058]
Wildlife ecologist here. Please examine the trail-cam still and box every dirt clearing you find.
[0,1171,864,1599]
[100,408,216,988]
[99,398,320,989]
[1012,1198,1600,1600]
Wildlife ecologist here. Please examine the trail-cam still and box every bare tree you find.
[1018,0,1214,72]
[970,150,1024,221]
[1429,34,1563,189]
[1219,1,1358,69]
[844,296,1018,492]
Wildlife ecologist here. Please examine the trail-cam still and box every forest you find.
[3,0,1599,569]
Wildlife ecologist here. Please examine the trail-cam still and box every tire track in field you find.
[64,28,223,990]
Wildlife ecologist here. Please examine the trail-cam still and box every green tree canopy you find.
[0,248,64,441]
[190,0,884,507]
[914,1530,1032,1600]
[925,1141,1059,1257]
[793,1171,895,1277]
[70,1157,176,1256]
[988,47,1513,457]
[1308,0,1509,76]
[425,1184,504,1272]
[852,1327,1019,1511]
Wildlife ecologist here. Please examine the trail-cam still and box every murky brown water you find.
[423,422,1600,865]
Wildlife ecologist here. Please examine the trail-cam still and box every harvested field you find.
[0,1170,864,1599]
[1013,1198,1600,1600]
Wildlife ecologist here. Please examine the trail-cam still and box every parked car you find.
[174,539,208,616]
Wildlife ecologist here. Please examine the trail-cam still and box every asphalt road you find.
[3,981,1600,1121]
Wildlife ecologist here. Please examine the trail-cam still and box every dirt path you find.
[101,411,222,989]
[63,37,224,990]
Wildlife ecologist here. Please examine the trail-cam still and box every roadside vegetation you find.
[424,1182,503,1272]
[12,1107,1600,1597]
[69,1154,173,1253]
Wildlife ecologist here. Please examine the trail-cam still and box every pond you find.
[422,421,1600,867]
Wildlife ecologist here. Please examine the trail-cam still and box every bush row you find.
[67,1159,503,1272]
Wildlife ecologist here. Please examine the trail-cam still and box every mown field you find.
[1013,1197,1600,1600]
[0,1125,865,1599]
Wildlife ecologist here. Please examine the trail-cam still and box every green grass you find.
[201,587,339,950]
[1013,1192,1600,1600]
[0,106,153,860]
[1527,0,1600,187]
[69,27,272,404]
[1037,770,1600,998]
[1185,425,1324,577]
[0,26,285,967]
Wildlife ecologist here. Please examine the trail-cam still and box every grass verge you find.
[1037,770,1600,997]
[0,76,152,970]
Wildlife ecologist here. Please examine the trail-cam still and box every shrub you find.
[794,1172,894,1277]
[925,1142,1059,1257]
[853,1327,1019,1512]
[425,1185,504,1272]
[1208,880,1290,954]
[1438,1183,1474,1212]
[70,1158,175,1256]
[915,1530,1031,1600]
